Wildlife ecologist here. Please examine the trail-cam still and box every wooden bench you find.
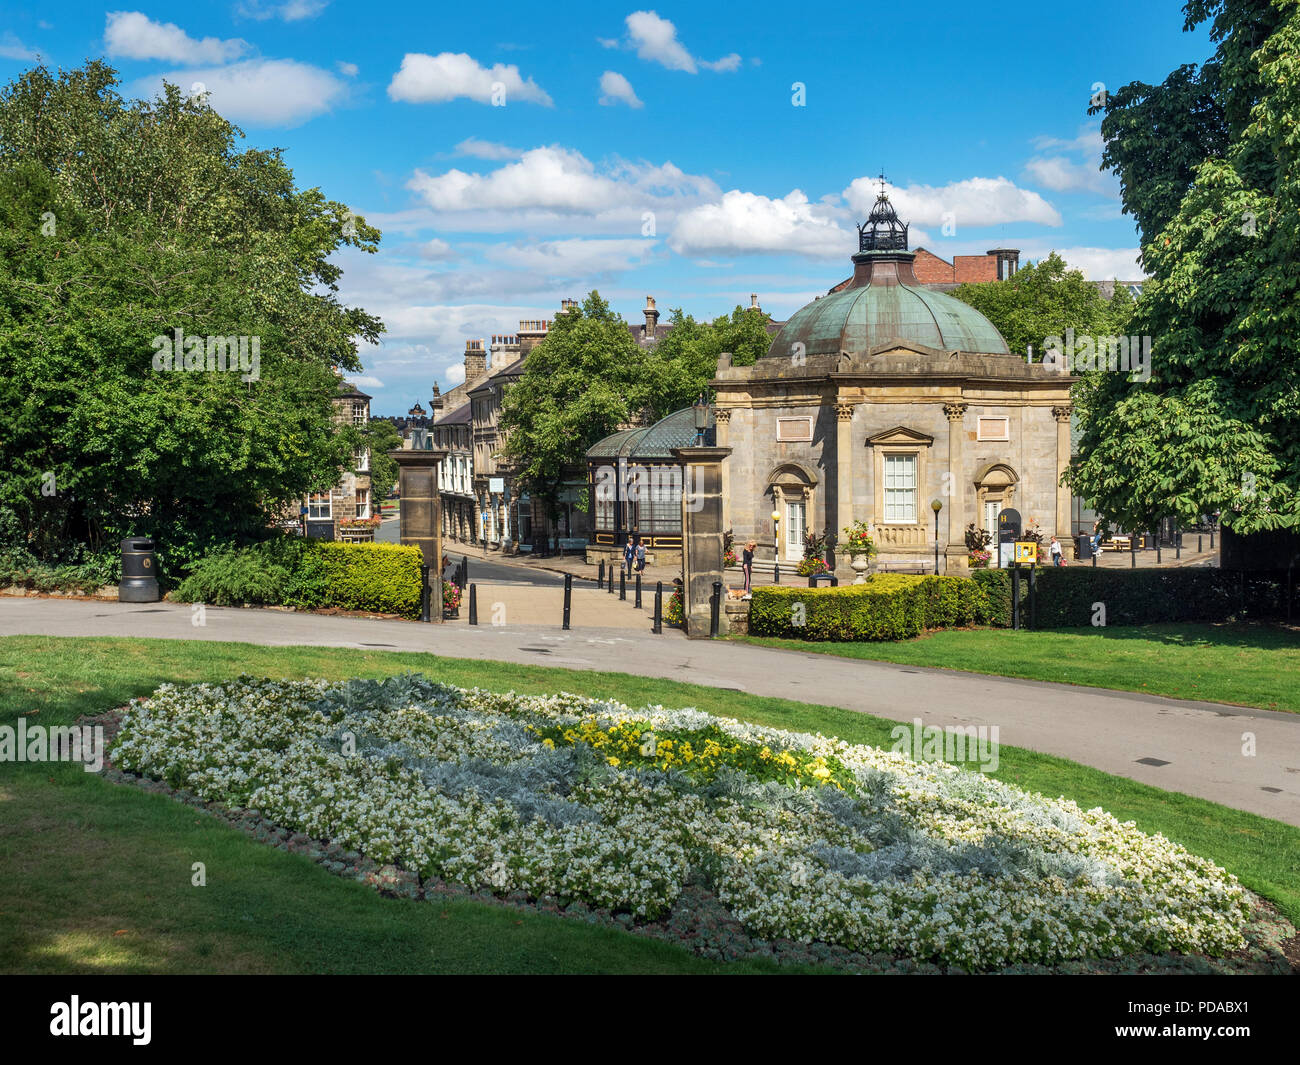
[874,561,930,574]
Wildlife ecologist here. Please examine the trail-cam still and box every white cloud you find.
[349,374,384,389]
[406,145,719,215]
[418,238,458,260]
[336,60,358,77]
[700,53,741,72]
[484,237,657,278]
[131,59,348,126]
[1046,245,1145,280]
[105,11,249,65]
[670,189,848,258]
[453,137,522,160]
[237,0,329,20]
[845,175,1062,228]
[613,11,741,74]
[1024,128,1116,196]
[0,31,37,60]
[445,362,466,385]
[598,70,643,108]
[387,52,552,106]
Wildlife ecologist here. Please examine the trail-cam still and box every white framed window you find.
[355,488,370,518]
[776,417,813,442]
[352,401,367,426]
[784,500,806,562]
[883,454,917,523]
[977,416,1010,442]
[307,491,332,520]
[354,448,369,472]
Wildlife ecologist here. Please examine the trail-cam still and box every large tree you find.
[1065,0,1300,535]
[948,252,1133,360]
[0,62,382,568]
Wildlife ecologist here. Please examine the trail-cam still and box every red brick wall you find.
[953,255,998,283]
[911,248,955,284]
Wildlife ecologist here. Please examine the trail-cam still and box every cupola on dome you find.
[765,182,1011,359]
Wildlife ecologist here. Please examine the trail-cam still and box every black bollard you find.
[635,573,642,608]
[1176,528,1181,560]
[421,565,431,623]
[1011,565,1021,630]
[1027,566,1036,630]
[1156,535,1162,565]
[653,581,663,634]
[563,573,572,630]
[598,559,605,589]
[619,570,626,601]
[710,580,722,638]
[468,583,478,625]
[1198,534,1203,553]
[774,562,781,585]
[1130,535,1136,568]
[608,567,615,595]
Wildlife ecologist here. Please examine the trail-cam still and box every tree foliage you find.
[499,295,771,508]
[1066,0,1300,534]
[0,62,382,567]
[948,252,1133,359]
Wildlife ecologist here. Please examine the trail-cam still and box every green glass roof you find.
[766,262,1010,358]
[586,407,710,462]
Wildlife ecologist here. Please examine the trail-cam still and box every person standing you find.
[1049,536,1063,567]
[635,538,646,573]
[623,538,634,577]
[742,540,756,595]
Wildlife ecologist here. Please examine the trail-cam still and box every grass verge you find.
[2,634,1296,973]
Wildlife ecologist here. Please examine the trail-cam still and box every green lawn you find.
[2,635,1297,974]
[739,622,1300,713]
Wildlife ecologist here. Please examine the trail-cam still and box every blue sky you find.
[2,1,1214,413]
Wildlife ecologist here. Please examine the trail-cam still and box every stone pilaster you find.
[672,446,732,638]
[391,448,447,623]
[714,408,732,534]
[1052,405,1073,540]
[835,403,855,575]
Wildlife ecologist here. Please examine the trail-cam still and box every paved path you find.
[3,598,1295,826]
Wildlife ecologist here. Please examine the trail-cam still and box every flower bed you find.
[108,675,1252,971]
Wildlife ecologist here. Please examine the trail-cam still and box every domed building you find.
[712,188,1074,575]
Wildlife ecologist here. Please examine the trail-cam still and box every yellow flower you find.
[542,738,555,750]
[607,756,620,767]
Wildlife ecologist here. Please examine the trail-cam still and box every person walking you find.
[623,538,635,577]
[742,540,756,596]
[1049,536,1063,567]
[634,538,646,573]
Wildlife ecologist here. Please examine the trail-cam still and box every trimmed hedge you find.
[749,575,989,641]
[972,566,1299,628]
[304,541,422,618]
[175,538,423,619]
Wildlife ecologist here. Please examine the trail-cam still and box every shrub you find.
[970,566,1299,628]
[0,546,122,594]
[174,537,423,618]
[300,541,422,618]
[749,575,987,641]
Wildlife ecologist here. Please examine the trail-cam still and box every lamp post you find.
[931,498,943,575]
[771,508,781,582]
[692,393,709,445]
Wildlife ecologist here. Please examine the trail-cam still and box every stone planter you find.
[849,553,872,584]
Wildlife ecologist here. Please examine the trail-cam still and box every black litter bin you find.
[119,537,160,603]
[808,571,839,587]
[1075,533,1093,561]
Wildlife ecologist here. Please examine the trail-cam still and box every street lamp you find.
[931,498,943,574]
[692,393,709,445]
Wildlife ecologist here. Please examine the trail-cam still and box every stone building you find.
[713,189,1073,576]
[302,379,374,541]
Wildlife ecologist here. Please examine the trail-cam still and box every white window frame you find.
[883,453,917,524]
[307,491,332,520]
[355,488,370,519]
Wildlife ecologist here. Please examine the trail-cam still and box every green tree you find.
[948,253,1133,360]
[499,293,650,517]
[1066,0,1300,534]
[0,63,382,568]
[365,420,404,499]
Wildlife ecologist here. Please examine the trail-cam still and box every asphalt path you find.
[3,597,1297,826]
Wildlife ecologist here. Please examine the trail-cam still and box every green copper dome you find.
[766,245,1010,359]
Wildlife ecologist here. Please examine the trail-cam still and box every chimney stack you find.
[463,339,486,383]
[430,383,443,413]
[560,297,578,314]
[750,293,761,311]
[644,295,659,339]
